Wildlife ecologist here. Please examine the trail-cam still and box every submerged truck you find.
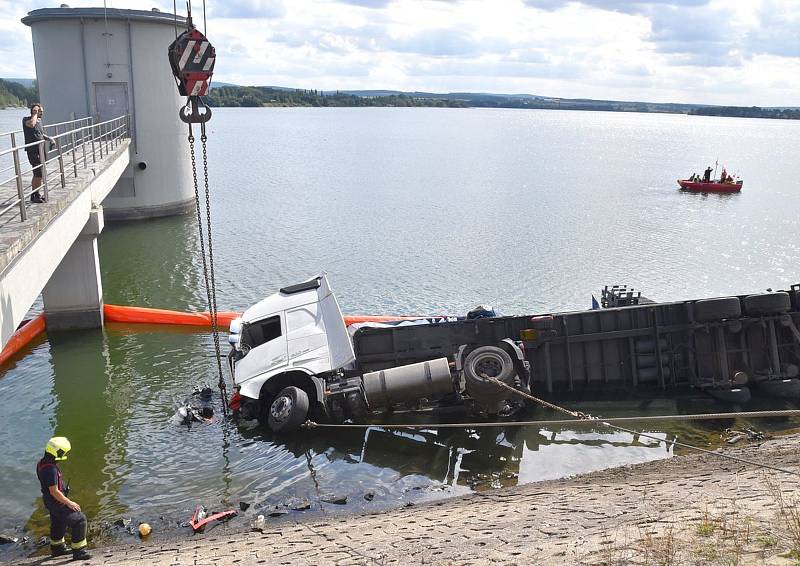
[228,275,530,432]
[228,275,800,433]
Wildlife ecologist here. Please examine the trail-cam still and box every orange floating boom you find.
[0,313,46,366]
[103,304,424,328]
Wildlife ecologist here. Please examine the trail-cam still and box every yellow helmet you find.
[45,437,71,461]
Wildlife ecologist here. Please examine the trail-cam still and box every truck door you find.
[233,314,288,384]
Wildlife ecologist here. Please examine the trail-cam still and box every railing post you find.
[104,122,110,155]
[11,133,27,222]
[55,137,66,188]
[81,127,87,168]
[38,141,49,202]
[70,131,78,177]
[98,122,104,159]
[90,117,97,163]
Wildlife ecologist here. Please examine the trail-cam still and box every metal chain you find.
[200,121,227,410]
[188,122,227,414]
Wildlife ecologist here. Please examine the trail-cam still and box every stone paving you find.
[0,139,129,274]
[14,433,800,565]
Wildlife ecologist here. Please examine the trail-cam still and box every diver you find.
[36,437,91,560]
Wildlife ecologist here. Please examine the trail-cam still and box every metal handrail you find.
[0,114,129,224]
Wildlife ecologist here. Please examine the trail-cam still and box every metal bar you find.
[81,128,87,169]
[55,137,66,188]
[543,342,553,393]
[768,320,782,374]
[70,131,78,177]
[90,117,97,163]
[11,133,26,222]
[561,317,574,391]
[38,141,49,201]
[715,326,730,383]
[652,309,665,389]
[628,336,639,387]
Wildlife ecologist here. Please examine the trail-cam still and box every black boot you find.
[30,191,44,203]
[71,547,91,561]
[50,543,70,556]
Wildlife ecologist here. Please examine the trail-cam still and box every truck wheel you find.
[743,292,791,316]
[693,297,741,322]
[463,346,516,403]
[267,386,309,433]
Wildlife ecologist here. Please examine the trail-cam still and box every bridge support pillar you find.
[42,208,105,330]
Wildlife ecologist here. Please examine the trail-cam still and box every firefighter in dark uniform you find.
[36,437,91,560]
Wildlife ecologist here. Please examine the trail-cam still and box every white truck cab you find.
[229,275,355,405]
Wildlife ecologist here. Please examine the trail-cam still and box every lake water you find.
[1,107,799,558]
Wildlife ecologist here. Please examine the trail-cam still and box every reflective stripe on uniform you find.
[71,538,87,550]
[50,537,65,544]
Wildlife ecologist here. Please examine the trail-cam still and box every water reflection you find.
[259,423,673,495]
[24,329,127,545]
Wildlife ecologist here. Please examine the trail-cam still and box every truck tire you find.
[463,346,516,405]
[743,292,791,316]
[267,386,309,433]
[693,297,741,322]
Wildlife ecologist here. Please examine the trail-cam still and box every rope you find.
[483,375,800,477]
[301,375,800,476]
[302,409,800,429]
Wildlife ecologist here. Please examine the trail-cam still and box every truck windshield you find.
[241,315,281,350]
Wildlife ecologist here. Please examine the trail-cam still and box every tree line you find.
[688,106,800,120]
[205,86,467,108]
[0,79,39,109]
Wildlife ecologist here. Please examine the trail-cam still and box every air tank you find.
[22,7,195,219]
[362,358,454,409]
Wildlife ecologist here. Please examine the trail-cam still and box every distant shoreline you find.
[206,86,800,121]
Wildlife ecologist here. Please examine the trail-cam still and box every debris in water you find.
[113,518,132,528]
[364,491,375,501]
[267,507,288,518]
[287,498,311,511]
[321,494,347,505]
[239,501,251,512]
[138,523,152,538]
[0,534,18,545]
[189,506,237,533]
[250,515,266,532]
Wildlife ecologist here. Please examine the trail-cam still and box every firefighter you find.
[36,437,91,560]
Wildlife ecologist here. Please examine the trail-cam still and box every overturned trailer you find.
[228,276,800,433]
[353,284,800,402]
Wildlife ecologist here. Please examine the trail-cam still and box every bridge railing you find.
[0,115,129,225]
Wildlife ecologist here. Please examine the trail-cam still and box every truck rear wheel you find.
[463,346,517,408]
[267,386,309,433]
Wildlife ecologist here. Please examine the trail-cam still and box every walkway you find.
[16,433,800,565]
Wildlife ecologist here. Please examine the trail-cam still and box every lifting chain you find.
[188,121,228,414]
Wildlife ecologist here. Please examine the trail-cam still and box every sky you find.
[1,0,798,106]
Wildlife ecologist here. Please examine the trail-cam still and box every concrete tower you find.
[22,6,195,219]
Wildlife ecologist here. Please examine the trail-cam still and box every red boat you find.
[678,179,743,193]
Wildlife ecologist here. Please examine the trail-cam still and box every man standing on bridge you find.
[36,437,91,560]
[23,103,54,203]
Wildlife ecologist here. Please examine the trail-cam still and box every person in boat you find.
[720,168,727,183]
[703,167,712,183]
[36,437,91,560]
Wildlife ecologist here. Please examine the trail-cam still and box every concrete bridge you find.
[0,115,130,349]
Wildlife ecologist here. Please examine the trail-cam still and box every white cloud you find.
[4,0,800,106]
